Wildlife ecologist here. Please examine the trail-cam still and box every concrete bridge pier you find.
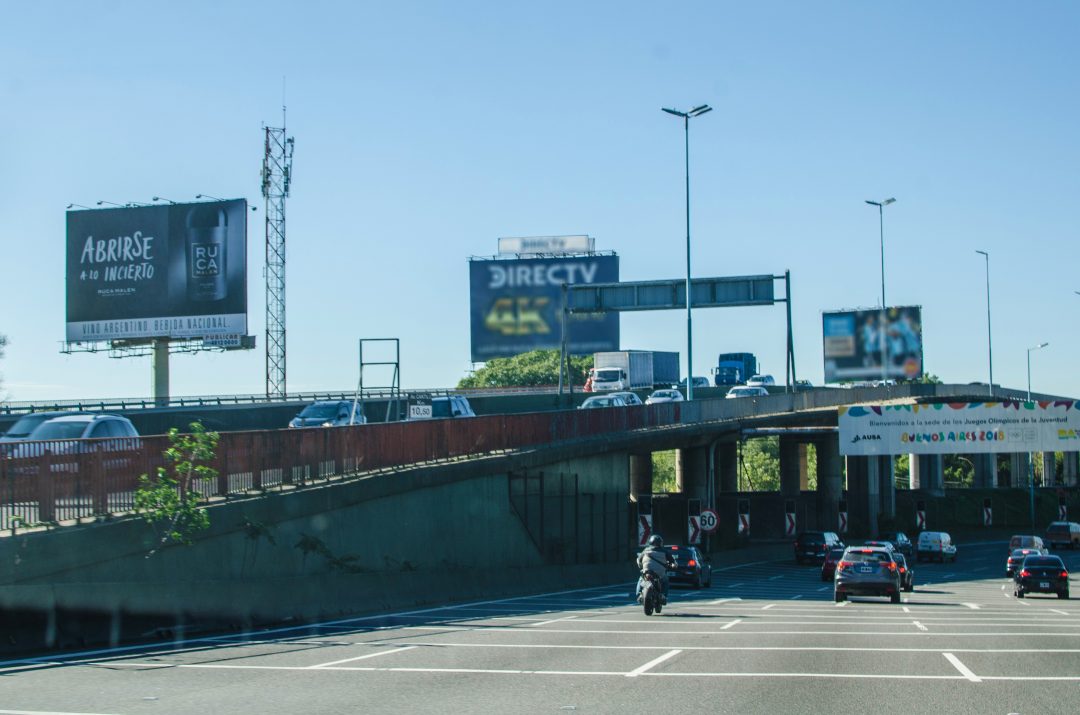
[814,435,843,532]
[845,455,880,536]
[878,456,895,519]
[716,442,739,493]
[1010,453,1031,487]
[1043,452,1057,486]
[1065,452,1079,486]
[910,455,944,496]
[971,453,996,489]
[779,436,808,498]
[629,454,653,501]
[676,446,709,503]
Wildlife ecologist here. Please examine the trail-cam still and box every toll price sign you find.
[699,508,720,534]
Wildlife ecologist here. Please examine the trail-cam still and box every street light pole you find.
[865,198,895,384]
[663,104,712,401]
[976,250,993,397]
[1026,341,1049,532]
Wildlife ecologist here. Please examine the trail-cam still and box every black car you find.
[894,552,914,592]
[834,546,902,603]
[879,531,914,557]
[1013,555,1070,599]
[794,531,844,564]
[1006,548,1044,578]
[666,545,713,589]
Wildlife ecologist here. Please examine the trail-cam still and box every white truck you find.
[588,350,680,392]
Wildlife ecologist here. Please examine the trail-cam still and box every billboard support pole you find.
[784,270,795,393]
[558,283,568,400]
[152,339,170,407]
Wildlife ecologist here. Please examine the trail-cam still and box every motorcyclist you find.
[636,534,676,604]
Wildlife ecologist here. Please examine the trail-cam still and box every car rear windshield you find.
[844,550,890,563]
[666,548,696,564]
[1024,557,1064,568]
[300,404,340,419]
[828,549,845,559]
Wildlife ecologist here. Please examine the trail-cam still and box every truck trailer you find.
[589,350,680,392]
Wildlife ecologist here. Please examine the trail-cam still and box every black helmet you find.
[648,535,663,548]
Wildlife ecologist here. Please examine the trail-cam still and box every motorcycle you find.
[639,570,663,615]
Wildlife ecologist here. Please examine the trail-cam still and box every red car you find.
[821,548,846,581]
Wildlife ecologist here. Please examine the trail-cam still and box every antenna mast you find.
[261,107,294,398]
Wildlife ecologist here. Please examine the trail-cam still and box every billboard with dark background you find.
[66,200,247,342]
[823,305,923,383]
[469,255,619,361]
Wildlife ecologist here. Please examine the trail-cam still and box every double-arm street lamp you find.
[865,198,896,383]
[663,104,712,401]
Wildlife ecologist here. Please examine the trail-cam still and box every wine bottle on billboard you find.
[186,204,228,302]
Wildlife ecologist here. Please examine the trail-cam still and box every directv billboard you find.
[823,306,923,383]
[469,255,619,361]
[66,201,247,342]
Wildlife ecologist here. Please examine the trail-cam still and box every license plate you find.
[1040,581,1050,589]
[860,567,873,573]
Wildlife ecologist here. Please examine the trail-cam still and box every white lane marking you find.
[817,586,830,592]
[1051,609,1070,616]
[943,573,956,579]
[768,575,784,581]
[790,595,803,600]
[1000,584,1006,590]
[709,597,741,605]
[720,619,742,630]
[585,593,631,601]
[963,603,981,610]
[530,616,577,627]
[0,711,125,715]
[712,559,774,572]
[727,583,746,589]
[761,604,775,610]
[912,621,928,632]
[626,649,681,678]
[308,646,417,669]
[1016,600,1031,607]
[835,601,850,608]
[902,607,911,614]
[943,652,982,682]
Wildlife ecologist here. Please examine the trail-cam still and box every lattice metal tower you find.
[261,113,294,397]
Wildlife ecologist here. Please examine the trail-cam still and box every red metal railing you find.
[0,404,681,531]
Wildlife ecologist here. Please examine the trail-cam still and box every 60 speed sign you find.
[698,509,719,533]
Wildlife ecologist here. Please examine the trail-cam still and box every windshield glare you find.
[30,421,89,440]
[300,404,340,419]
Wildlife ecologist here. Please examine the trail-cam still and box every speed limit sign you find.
[699,508,719,534]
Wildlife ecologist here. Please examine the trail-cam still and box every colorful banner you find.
[840,401,1080,456]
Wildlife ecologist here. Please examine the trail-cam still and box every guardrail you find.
[0,385,567,415]
[0,402,681,532]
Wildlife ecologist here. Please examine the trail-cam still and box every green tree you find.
[134,422,217,555]
[458,349,592,388]
[652,450,677,492]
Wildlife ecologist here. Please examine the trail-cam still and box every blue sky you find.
[2,1,1078,401]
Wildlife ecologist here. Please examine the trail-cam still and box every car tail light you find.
[1062,571,1070,579]
[899,566,906,573]
[887,562,897,571]
[838,561,853,571]
[1019,570,1031,578]
[687,559,697,567]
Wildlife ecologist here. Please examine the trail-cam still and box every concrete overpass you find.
[2,383,1078,653]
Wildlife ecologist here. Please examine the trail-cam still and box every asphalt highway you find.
[2,541,1079,714]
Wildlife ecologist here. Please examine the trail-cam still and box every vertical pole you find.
[684,115,694,401]
[878,204,887,384]
[785,271,795,391]
[983,252,993,396]
[152,339,170,407]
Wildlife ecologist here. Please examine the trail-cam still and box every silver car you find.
[609,391,644,406]
[834,546,902,603]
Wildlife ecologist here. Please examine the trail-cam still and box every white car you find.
[609,391,644,406]
[746,374,775,387]
[725,386,769,399]
[579,394,628,409]
[645,389,684,405]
